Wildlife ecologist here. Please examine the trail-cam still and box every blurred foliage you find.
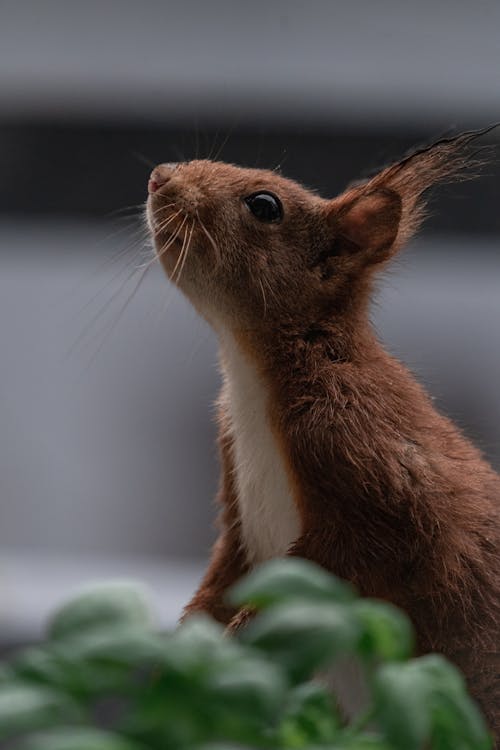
[0,558,491,749]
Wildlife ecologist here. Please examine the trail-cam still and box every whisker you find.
[137,210,185,270]
[195,210,220,264]
[158,214,188,258]
[207,127,221,161]
[78,237,147,313]
[78,216,188,361]
[150,202,177,215]
[167,215,190,279]
[213,127,234,162]
[258,277,268,316]
[273,148,288,173]
[104,222,148,253]
[194,114,200,160]
[173,219,195,286]
[130,150,157,169]
[138,212,188,277]
[62,221,148,308]
[170,144,186,163]
[149,209,184,241]
[202,129,212,160]
[106,203,148,218]
[261,273,279,309]
[151,217,194,327]
[70,205,187,367]
[67,259,144,359]
[147,204,179,227]
[253,139,263,169]
[82,263,153,368]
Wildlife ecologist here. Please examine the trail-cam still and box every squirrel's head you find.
[146,129,494,336]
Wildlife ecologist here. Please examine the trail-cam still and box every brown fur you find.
[146,129,500,739]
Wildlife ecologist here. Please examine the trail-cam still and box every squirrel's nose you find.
[148,163,177,193]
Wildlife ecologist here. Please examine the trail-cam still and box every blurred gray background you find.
[0,0,499,639]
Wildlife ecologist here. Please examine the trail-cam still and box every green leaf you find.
[229,558,355,610]
[373,655,492,750]
[0,560,491,750]
[17,726,146,750]
[129,619,288,746]
[322,738,392,749]
[0,683,83,740]
[206,654,287,725]
[412,655,491,750]
[163,616,240,675]
[278,682,340,747]
[351,600,414,662]
[0,664,15,683]
[11,646,72,689]
[56,625,165,667]
[241,601,359,683]
[11,629,165,700]
[47,581,155,640]
[117,618,271,746]
[373,660,431,750]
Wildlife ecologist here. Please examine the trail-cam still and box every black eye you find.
[244,191,283,223]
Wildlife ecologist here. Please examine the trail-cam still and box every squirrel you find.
[146,129,500,738]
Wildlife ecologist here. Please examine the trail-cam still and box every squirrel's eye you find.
[244,192,283,223]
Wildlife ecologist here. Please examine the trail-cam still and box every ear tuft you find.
[326,125,498,266]
[362,125,498,247]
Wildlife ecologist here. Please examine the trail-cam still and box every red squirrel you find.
[146,130,500,737]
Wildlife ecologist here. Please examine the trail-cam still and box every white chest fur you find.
[219,331,363,716]
[220,331,301,565]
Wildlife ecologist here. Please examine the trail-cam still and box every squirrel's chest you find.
[221,335,301,565]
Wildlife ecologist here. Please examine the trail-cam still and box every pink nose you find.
[148,163,177,193]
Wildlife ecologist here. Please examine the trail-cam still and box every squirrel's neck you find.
[237,313,383,383]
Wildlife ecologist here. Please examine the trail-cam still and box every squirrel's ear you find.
[325,126,495,266]
[327,188,401,263]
